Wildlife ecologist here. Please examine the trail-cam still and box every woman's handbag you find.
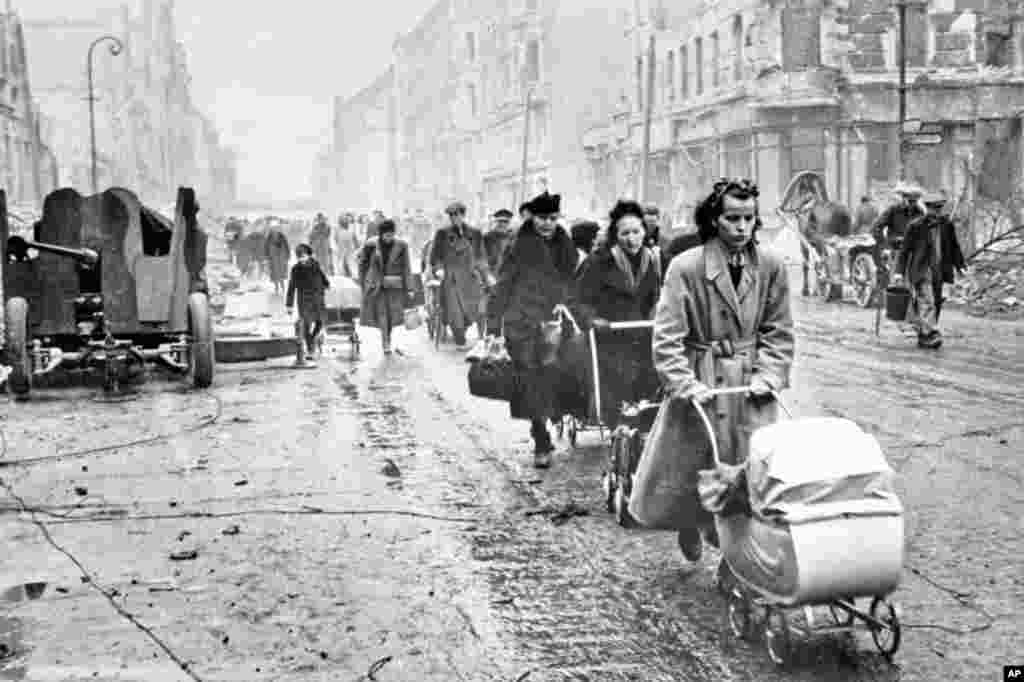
[404,307,423,331]
[382,275,405,289]
[539,304,582,367]
[467,336,514,401]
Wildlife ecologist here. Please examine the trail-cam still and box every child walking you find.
[286,243,330,366]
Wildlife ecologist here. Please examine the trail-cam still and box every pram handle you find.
[605,320,654,331]
[689,386,791,468]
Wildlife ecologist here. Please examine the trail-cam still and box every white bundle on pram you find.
[702,417,904,607]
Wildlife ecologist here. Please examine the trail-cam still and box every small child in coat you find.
[286,243,330,364]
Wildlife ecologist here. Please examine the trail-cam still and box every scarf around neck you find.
[610,245,650,292]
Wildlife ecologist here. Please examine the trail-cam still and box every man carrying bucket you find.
[893,192,966,349]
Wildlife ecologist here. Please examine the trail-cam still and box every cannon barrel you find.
[6,235,99,266]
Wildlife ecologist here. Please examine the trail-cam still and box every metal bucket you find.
[885,285,911,321]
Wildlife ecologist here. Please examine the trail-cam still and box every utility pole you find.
[639,32,656,203]
[87,35,124,195]
[896,0,908,182]
[517,84,535,208]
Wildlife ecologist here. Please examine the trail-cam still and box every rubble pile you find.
[948,258,1024,317]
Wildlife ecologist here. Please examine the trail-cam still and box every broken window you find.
[985,31,1011,67]
[695,37,703,95]
[781,8,821,69]
[905,4,927,68]
[666,50,675,102]
[636,55,644,109]
[786,127,826,175]
[680,45,688,99]
[711,31,720,88]
[733,14,743,81]
[524,39,540,82]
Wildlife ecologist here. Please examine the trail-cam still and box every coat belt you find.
[684,337,757,358]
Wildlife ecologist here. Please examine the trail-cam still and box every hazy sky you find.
[20,0,436,201]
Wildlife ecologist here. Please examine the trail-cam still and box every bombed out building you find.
[583,0,1024,228]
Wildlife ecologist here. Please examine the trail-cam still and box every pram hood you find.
[746,417,902,523]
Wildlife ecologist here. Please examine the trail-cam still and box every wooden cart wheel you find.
[4,297,32,399]
[614,485,636,528]
[727,588,753,640]
[187,293,215,388]
[851,252,878,308]
[869,596,901,658]
[764,607,792,667]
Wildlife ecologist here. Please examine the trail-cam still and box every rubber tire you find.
[869,596,901,658]
[4,297,31,398]
[188,292,215,388]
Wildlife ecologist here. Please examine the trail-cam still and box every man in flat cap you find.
[484,209,515,274]
[428,201,492,348]
[894,191,965,349]
[872,182,925,259]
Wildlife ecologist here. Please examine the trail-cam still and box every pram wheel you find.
[601,471,616,513]
[868,596,901,658]
[764,607,791,667]
[726,588,753,640]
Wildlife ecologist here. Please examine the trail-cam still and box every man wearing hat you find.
[429,201,492,348]
[484,209,515,274]
[894,191,965,349]
[872,182,925,258]
[643,204,668,282]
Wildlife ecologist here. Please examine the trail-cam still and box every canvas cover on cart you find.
[325,275,361,311]
[746,417,902,523]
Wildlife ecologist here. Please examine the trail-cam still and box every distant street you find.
[0,268,1020,681]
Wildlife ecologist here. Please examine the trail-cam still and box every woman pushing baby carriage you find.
[628,177,795,576]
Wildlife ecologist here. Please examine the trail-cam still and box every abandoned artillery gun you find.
[1,186,215,399]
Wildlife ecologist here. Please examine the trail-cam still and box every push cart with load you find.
[321,274,362,359]
[690,387,904,667]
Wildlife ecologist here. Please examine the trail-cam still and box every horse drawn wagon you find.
[778,171,881,307]
[1,186,214,399]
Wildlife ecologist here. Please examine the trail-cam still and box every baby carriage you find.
[691,387,904,667]
[322,275,362,359]
[575,320,662,526]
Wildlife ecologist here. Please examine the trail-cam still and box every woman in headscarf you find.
[486,191,579,468]
[359,219,414,354]
[631,178,794,577]
[574,200,662,426]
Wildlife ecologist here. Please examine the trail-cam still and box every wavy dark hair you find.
[605,199,646,250]
[694,177,762,243]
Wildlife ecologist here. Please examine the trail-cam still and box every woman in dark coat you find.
[264,226,291,295]
[286,243,330,363]
[360,219,414,354]
[575,200,662,426]
[486,191,579,468]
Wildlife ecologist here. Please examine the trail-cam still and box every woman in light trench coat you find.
[629,178,795,582]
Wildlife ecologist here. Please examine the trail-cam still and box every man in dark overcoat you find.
[309,213,334,276]
[429,201,492,348]
[264,222,291,295]
[894,192,966,349]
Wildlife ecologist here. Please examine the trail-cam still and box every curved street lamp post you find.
[87,35,124,194]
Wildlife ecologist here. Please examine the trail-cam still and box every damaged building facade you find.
[0,9,59,207]
[583,0,1024,227]
[327,0,633,221]
[23,0,237,213]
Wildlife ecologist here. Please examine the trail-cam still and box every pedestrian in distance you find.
[310,213,334,277]
[359,219,415,355]
[286,243,330,367]
[893,192,966,349]
[264,222,291,295]
[486,191,580,469]
[481,209,517,328]
[854,195,879,235]
[638,177,794,572]
[429,201,493,349]
[642,204,668,283]
[570,220,601,276]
